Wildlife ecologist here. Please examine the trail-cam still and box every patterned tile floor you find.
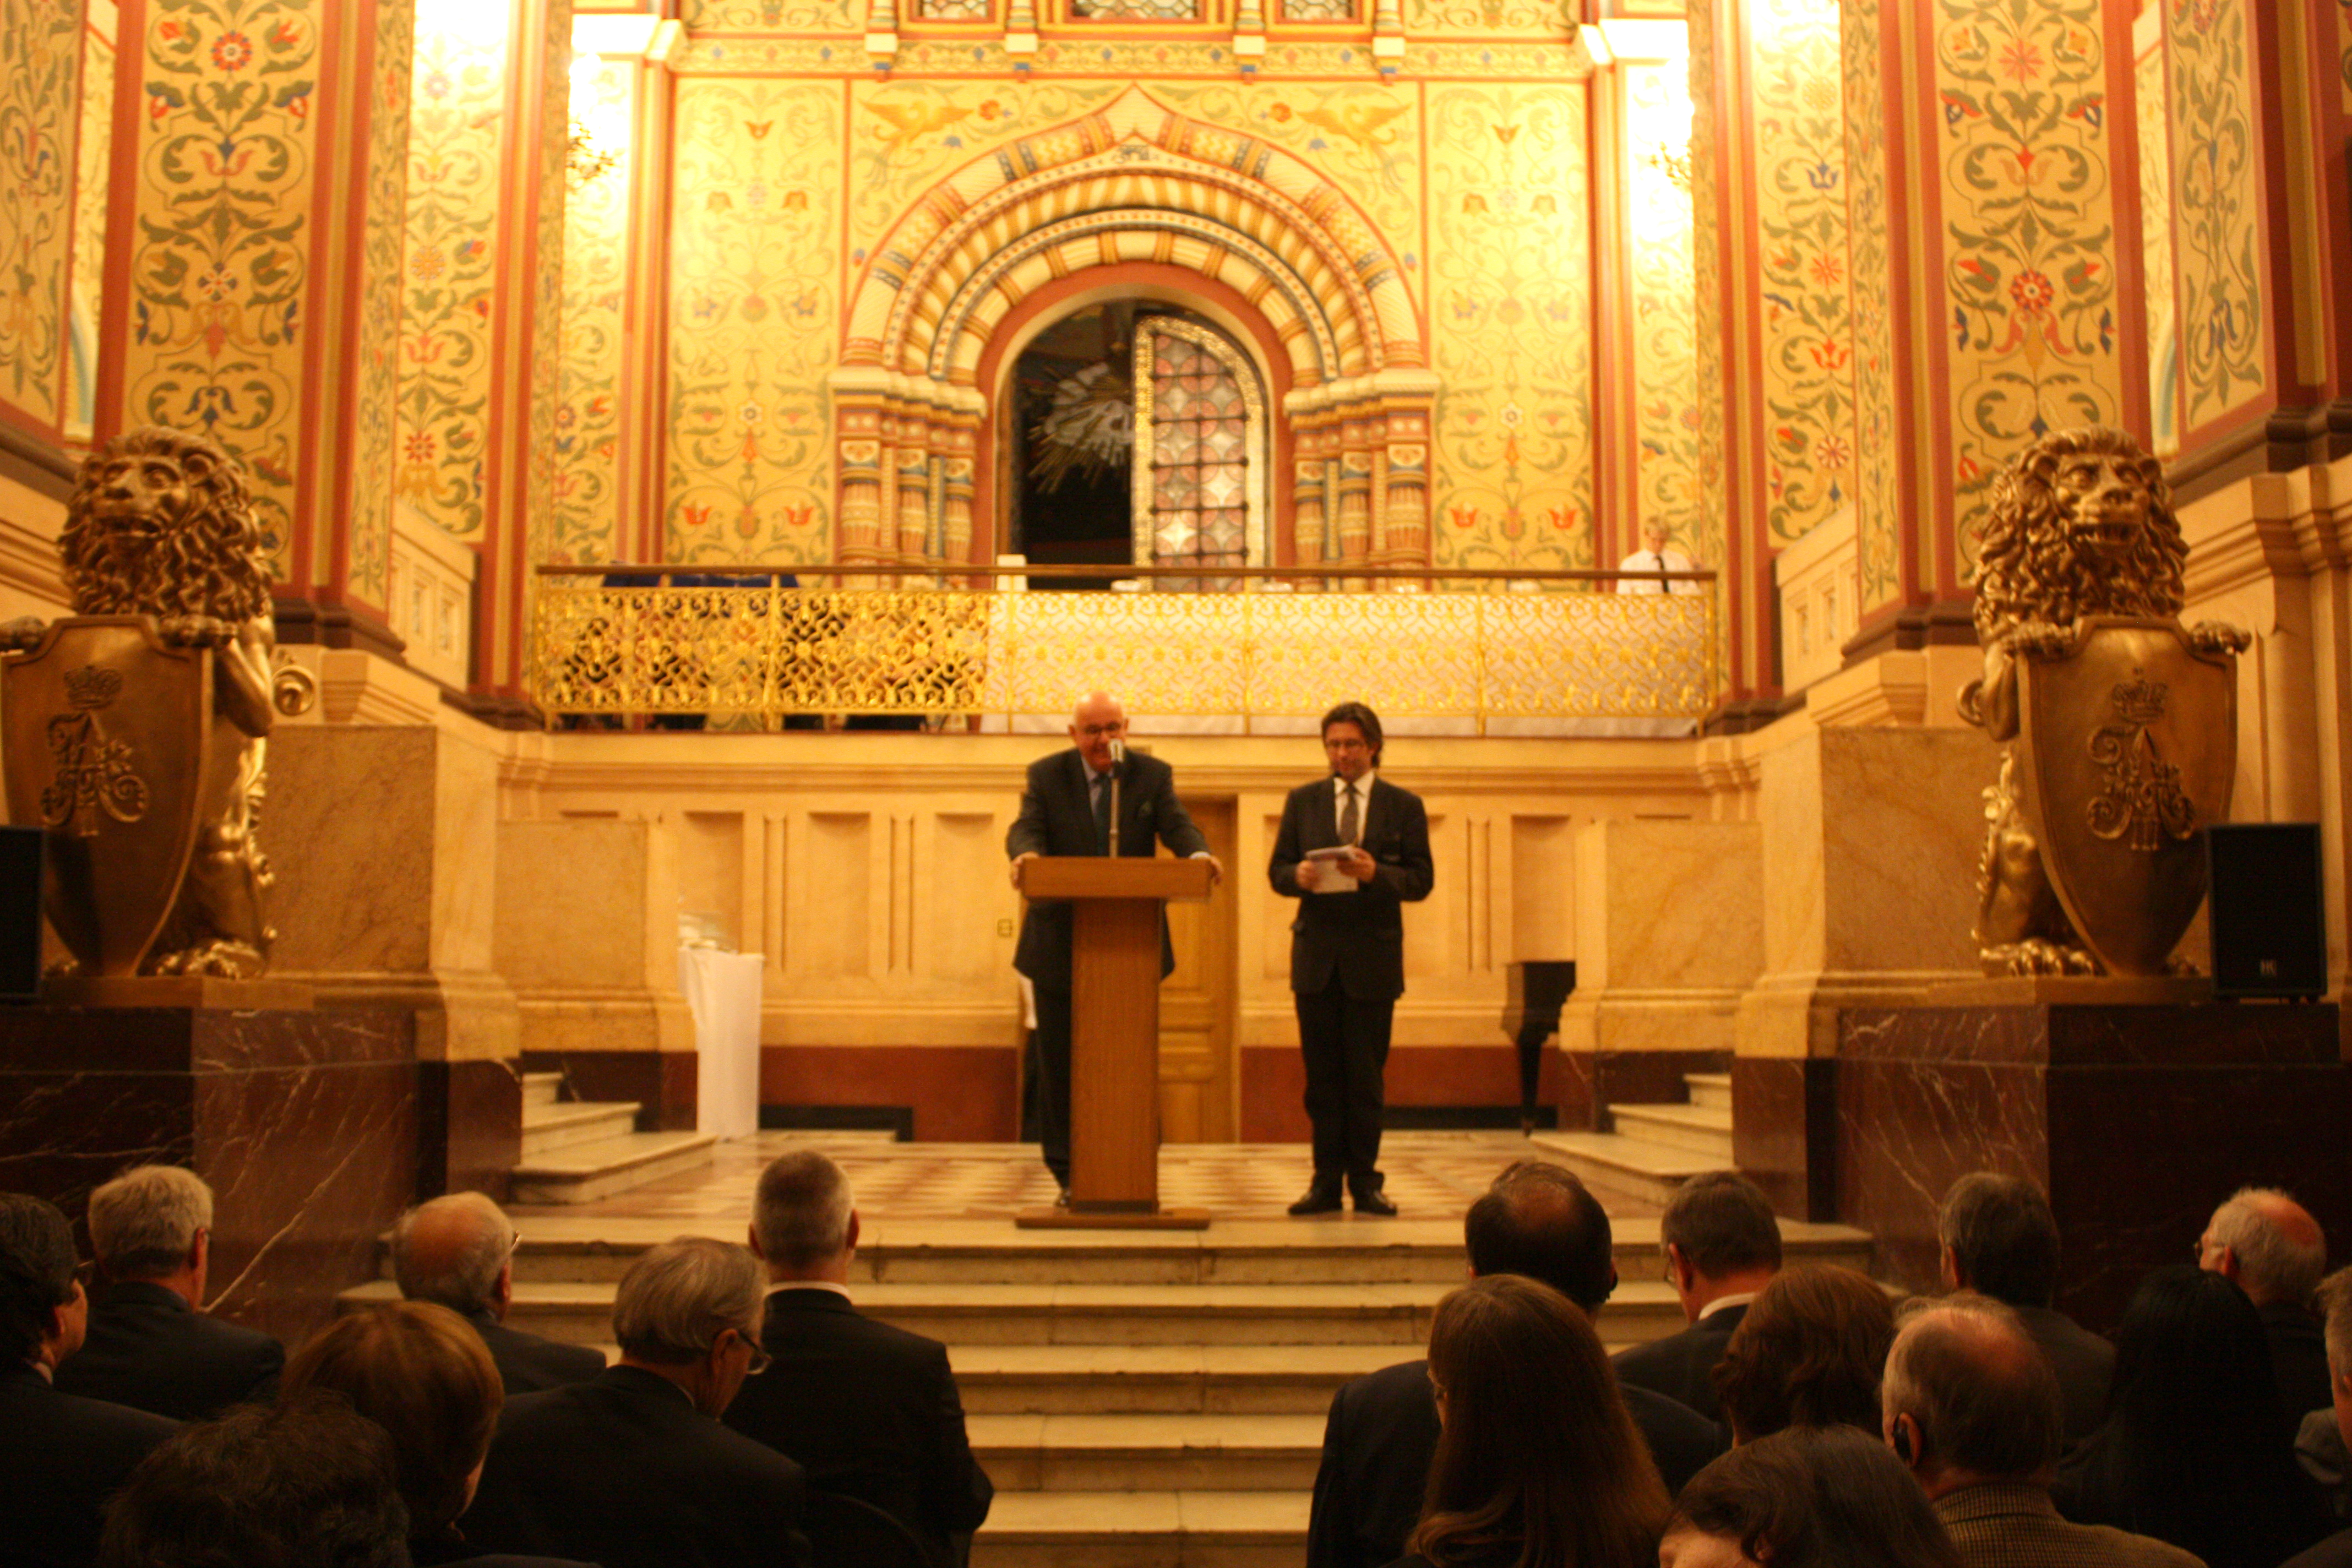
[511,1130,1656,1227]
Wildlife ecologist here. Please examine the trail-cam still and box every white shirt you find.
[1697,1290,1760,1324]
[1615,545,1695,595]
[1331,770,1376,842]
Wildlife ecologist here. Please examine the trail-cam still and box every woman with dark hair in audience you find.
[283,1300,592,1568]
[2052,1264,2329,1568]
[1393,1272,1668,1568]
[1710,1265,1896,1444]
[1658,1426,1962,1568]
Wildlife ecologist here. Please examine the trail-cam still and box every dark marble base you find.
[1558,1049,1730,1133]
[1239,1045,1568,1141]
[1832,1000,2348,1332]
[521,1050,697,1130]
[759,1046,1018,1142]
[1733,1058,1837,1222]
[0,1006,417,1346]
[418,1059,519,1200]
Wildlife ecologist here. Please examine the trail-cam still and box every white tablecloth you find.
[679,948,764,1141]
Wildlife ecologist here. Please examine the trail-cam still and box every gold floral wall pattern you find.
[668,78,842,564]
[1426,83,1594,570]
[554,57,631,565]
[349,0,414,605]
[2165,0,2262,435]
[1841,0,1899,607]
[0,0,81,437]
[67,20,117,443]
[396,8,508,540]
[1627,61,1701,556]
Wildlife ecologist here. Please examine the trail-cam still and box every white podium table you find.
[679,947,764,1141]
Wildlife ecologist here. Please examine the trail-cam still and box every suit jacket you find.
[722,1287,992,1568]
[2288,1528,2352,1568]
[52,1278,282,1420]
[467,1309,608,1395]
[0,1362,179,1568]
[1267,776,1434,1001]
[1304,1355,1723,1568]
[2015,1304,2116,1448]
[1611,1302,1746,1425]
[410,1528,601,1568]
[465,1365,810,1568]
[1935,1482,2207,1568]
[1006,748,1208,989]
[2267,1303,2336,1428]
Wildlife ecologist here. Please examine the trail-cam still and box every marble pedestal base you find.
[0,1005,418,1344]
[1812,995,2347,1330]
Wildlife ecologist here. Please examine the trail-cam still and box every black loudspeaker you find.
[2208,824,2328,1000]
[0,827,42,1001]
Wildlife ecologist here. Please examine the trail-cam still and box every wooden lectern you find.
[1015,855,1215,1229]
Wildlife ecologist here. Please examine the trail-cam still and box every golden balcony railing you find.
[527,564,1718,729]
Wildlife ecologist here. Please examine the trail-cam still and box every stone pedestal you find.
[498,819,699,1130]
[1829,992,2348,1331]
[0,1006,417,1345]
[1553,820,1760,1128]
[269,723,522,1197]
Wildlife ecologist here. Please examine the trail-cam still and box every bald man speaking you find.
[1008,693,1221,1197]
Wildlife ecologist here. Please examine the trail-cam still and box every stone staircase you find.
[340,1204,1871,1566]
[1525,1071,1736,1208]
[509,1071,718,1205]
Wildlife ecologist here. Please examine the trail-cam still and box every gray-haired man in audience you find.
[2201,1185,2331,1427]
[393,1191,605,1393]
[464,1235,809,1568]
[53,1164,281,1420]
[1882,1297,2199,1568]
[1613,1169,1782,1423]
[1938,1172,2113,1447]
[2285,1269,2352,1565]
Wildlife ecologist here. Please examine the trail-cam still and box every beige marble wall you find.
[1734,717,1985,1060]
[494,816,695,1057]
[271,723,519,1064]
[1558,819,1763,1055]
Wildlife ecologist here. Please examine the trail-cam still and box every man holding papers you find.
[1268,703,1435,1216]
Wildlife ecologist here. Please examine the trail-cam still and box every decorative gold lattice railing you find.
[528,565,1718,727]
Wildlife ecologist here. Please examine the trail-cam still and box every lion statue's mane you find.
[61,427,273,624]
[1968,424,2186,639]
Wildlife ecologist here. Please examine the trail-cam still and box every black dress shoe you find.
[1351,1184,1398,1217]
[1288,1182,1344,1216]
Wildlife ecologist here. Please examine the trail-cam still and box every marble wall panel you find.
[0,1007,417,1346]
[1239,1043,1566,1142]
[1732,1055,1835,1221]
[1554,1048,1729,1133]
[418,1057,520,1199]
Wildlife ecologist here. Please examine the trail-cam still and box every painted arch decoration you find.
[831,86,1436,572]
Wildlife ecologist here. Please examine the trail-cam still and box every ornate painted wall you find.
[2163,0,2261,442]
[66,14,116,446]
[1625,59,1700,559]
[552,56,631,564]
[0,0,83,445]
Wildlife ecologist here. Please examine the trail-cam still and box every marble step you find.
[1685,1071,1733,1112]
[508,1130,719,1206]
[972,1489,1304,1568]
[521,1071,564,1111]
[970,1412,1322,1491]
[949,1342,1409,1415]
[482,1215,1871,1286]
[340,1277,1696,1349]
[520,1100,643,1160]
[1523,1130,1732,1209]
[1607,1101,1736,1163]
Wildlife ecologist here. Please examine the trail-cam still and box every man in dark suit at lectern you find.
[1008,691,1221,1197]
[1270,702,1434,1216]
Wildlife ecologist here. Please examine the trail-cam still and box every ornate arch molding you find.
[830,87,1435,571]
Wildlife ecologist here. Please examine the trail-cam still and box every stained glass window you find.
[1135,323,1261,590]
[1280,0,1357,19]
[1071,0,1201,19]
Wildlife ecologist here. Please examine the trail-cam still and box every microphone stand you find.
[1106,739,1124,856]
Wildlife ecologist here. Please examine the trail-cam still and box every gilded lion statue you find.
[1,427,314,979]
[1958,426,2248,976]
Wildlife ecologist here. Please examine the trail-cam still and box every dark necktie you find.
[1092,769,1112,851]
[1339,781,1359,846]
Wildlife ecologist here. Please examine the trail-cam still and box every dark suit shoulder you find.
[2286,1528,2352,1568]
[1620,1384,1727,1495]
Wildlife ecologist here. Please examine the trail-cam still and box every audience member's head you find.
[2318,1265,2352,1452]
[390,1191,516,1320]
[612,1235,767,1417]
[2199,1186,2326,1311]
[1712,1265,1895,1444]
[1936,1172,2061,1309]
[282,1300,502,1540]
[750,1148,858,1280]
[96,1392,411,1568]
[0,1192,86,1369]
[1879,1297,2064,1499]
[1412,1273,1667,1568]
[1462,1160,1616,1312]
[86,1165,212,1297]
[1658,1172,1783,1319]
[1660,1425,1963,1568]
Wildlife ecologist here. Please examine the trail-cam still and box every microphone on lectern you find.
[1106,739,1125,855]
